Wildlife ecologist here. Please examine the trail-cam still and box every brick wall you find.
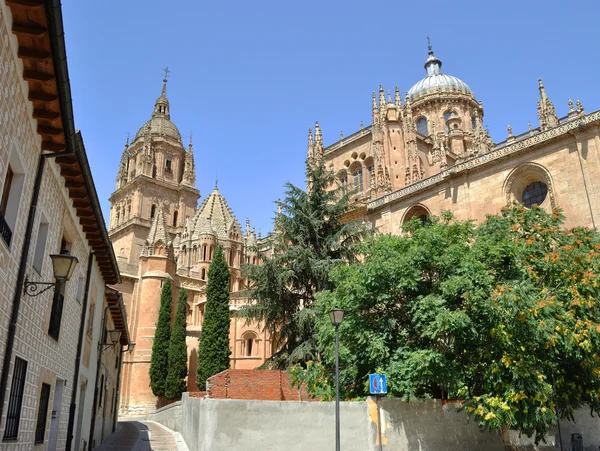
[190,370,311,401]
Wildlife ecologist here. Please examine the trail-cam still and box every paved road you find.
[93,421,188,451]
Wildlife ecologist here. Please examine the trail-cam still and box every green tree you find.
[196,246,231,389]
[165,287,189,399]
[313,205,600,442]
[241,158,367,368]
[149,278,172,397]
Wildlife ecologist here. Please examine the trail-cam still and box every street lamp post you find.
[328,308,344,451]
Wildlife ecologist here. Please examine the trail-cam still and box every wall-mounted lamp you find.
[99,329,122,352]
[24,254,79,297]
[126,342,136,353]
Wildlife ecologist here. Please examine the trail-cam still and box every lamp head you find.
[50,254,79,283]
[328,308,345,326]
[107,329,122,345]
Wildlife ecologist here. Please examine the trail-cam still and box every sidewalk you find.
[92,420,188,451]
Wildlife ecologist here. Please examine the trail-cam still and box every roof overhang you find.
[105,286,130,346]
[6,0,120,284]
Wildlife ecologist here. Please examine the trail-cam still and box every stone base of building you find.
[119,404,156,417]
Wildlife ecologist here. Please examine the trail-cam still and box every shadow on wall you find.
[188,348,198,391]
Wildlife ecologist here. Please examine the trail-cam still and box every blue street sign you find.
[369,374,387,395]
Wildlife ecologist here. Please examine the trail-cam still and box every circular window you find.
[522,181,548,208]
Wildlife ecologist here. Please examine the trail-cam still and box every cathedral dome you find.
[135,116,182,142]
[190,186,240,240]
[134,77,182,143]
[407,46,472,101]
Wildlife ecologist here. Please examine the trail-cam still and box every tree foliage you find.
[165,287,189,399]
[197,246,231,389]
[313,205,600,442]
[241,158,367,368]
[150,278,172,397]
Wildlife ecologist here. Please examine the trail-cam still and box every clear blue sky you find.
[62,0,600,234]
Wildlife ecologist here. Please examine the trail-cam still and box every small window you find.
[35,383,51,443]
[86,302,95,337]
[152,165,157,178]
[3,357,28,440]
[246,338,253,356]
[471,116,477,130]
[173,211,178,227]
[150,204,156,219]
[522,181,548,208]
[353,166,363,192]
[165,158,172,173]
[1,155,26,248]
[201,268,206,280]
[76,276,85,303]
[33,218,49,274]
[416,117,428,136]
[241,333,257,357]
[340,174,348,193]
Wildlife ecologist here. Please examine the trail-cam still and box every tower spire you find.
[537,78,558,130]
[182,134,196,186]
[152,68,171,119]
[424,37,442,75]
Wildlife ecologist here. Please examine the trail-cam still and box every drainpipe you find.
[89,305,111,449]
[113,346,126,432]
[0,148,75,424]
[65,251,94,451]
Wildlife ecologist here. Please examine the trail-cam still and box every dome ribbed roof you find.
[407,47,472,101]
[190,187,240,240]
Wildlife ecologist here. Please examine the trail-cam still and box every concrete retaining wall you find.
[147,401,182,432]
[147,394,600,451]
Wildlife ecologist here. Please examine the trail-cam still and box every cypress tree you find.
[149,278,172,397]
[196,246,231,389]
[165,288,189,399]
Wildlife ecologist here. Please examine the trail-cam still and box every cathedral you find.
[109,77,270,415]
[312,44,599,231]
[111,44,600,415]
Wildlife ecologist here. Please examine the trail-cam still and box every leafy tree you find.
[150,278,173,397]
[313,205,600,442]
[165,288,189,399]
[241,158,367,368]
[196,246,231,389]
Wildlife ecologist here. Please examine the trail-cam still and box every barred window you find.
[3,357,27,440]
[35,383,51,443]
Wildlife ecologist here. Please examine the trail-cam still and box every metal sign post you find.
[369,374,388,451]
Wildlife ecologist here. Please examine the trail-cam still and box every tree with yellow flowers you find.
[313,205,600,443]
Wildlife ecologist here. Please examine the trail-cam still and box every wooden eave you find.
[105,289,130,346]
[6,0,119,285]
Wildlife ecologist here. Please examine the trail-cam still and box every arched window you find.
[173,211,178,227]
[416,117,428,136]
[201,268,206,280]
[339,172,348,193]
[202,244,207,261]
[152,165,157,179]
[403,204,431,228]
[241,332,258,357]
[116,211,120,225]
[150,204,156,219]
[471,115,477,130]
[443,111,451,133]
[353,166,363,192]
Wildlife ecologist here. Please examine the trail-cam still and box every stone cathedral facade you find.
[313,45,599,232]
[109,79,270,415]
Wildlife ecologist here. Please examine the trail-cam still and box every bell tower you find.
[108,72,200,268]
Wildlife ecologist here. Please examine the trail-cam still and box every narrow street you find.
[93,421,188,451]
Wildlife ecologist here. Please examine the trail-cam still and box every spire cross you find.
[162,66,171,83]
[427,36,432,52]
